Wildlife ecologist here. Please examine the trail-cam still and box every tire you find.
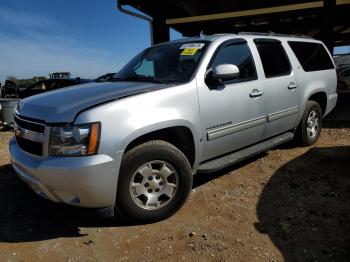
[115,140,193,223]
[295,100,322,146]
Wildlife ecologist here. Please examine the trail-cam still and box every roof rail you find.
[238,32,313,39]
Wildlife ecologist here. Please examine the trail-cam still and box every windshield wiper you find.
[122,75,163,84]
[110,77,124,82]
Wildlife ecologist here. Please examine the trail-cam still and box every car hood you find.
[17,81,169,123]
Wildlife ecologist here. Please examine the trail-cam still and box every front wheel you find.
[115,140,193,223]
[295,100,322,146]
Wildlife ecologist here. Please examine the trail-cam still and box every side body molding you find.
[207,116,266,141]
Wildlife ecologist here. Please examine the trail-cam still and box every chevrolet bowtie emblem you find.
[14,126,24,138]
[150,180,157,190]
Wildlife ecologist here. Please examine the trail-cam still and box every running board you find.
[197,132,294,173]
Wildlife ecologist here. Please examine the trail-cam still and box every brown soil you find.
[0,124,349,261]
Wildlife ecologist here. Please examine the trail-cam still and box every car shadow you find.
[193,153,267,188]
[255,146,350,261]
[0,151,267,243]
[0,164,130,243]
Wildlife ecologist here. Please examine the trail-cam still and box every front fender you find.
[121,119,201,162]
[74,84,202,165]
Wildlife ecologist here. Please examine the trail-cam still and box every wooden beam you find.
[166,0,350,25]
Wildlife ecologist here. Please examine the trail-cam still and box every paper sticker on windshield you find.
[181,48,199,56]
[180,43,205,50]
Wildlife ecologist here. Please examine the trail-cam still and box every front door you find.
[197,39,266,162]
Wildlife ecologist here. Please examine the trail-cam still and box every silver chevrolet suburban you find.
[9,33,337,223]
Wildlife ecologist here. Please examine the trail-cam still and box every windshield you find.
[115,41,208,84]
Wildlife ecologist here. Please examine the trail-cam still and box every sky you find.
[0,0,348,84]
[0,0,181,84]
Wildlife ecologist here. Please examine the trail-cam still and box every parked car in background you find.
[1,80,41,98]
[2,80,15,98]
[1,80,19,98]
[95,73,116,83]
[337,66,350,91]
[336,64,350,74]
[19,78,91,99]
[1,81,20,125]
[1,78,89,125]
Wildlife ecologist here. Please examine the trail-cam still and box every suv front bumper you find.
[9,137,122,208]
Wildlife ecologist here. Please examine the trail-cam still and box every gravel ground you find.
[0,124,349,262]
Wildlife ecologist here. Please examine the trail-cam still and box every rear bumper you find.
[9,137,123,208]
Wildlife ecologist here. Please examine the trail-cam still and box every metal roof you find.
[118,0,350,47]
[164,32,318,43]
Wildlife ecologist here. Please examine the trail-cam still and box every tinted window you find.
[211,41,257,82]
[288,41,334,72]
[255,40,291,78]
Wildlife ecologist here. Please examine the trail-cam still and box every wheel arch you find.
[307,91,327,116]
[121,121,199,168]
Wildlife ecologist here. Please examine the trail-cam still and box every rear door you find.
[254,39,299,139]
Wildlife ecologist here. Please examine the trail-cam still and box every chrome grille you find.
[14,115,46,156]
[14,115,45,133]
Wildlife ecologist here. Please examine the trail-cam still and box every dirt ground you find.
[0,123,349,262]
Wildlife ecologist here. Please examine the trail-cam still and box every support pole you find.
[117,0,154,44]
[321,0,336,54]
[152,20,170,44]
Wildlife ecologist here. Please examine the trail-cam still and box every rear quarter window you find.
[288,41,334,72]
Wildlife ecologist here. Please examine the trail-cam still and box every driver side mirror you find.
[212,64,240,81]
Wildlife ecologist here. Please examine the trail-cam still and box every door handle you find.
[249,89,264,98]
[288,82,298,90]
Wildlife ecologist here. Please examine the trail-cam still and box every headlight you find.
[49,122,100,156]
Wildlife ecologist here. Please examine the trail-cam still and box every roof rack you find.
[238,32,313,39]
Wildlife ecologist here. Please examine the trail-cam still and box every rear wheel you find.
[115,140,193,223]
[295,100,322,146]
